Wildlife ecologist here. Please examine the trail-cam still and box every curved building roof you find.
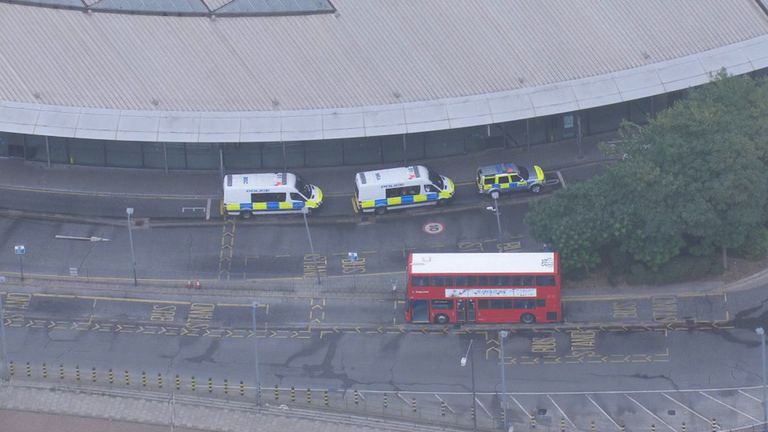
[0,0,767,142]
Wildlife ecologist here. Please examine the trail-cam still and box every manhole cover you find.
[423,222,444,235]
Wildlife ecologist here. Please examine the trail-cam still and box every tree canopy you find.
[525,73,768,276]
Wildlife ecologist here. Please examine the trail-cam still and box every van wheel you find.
[375,207,387,215]
[434,314,449,324]
[521,313,535,324]
[240,211,252,219]
[530,184,542,194]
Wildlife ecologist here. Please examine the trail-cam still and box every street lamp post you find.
[499,330,509,430]
[302,206,321,285]
[0,295,8,382]
[486,191,503,250]
[126,208,138,286]
[460,339,478,432]
[757,327,767,429]
[252,302,262,407]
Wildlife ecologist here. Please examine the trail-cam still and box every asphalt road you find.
[2,283,765,431]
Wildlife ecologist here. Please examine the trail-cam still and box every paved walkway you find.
[0,383,459,432]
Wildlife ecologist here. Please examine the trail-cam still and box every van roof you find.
[224,172,297,190]
[355,165,427,186]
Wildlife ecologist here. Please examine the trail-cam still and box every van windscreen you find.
[428,169,444,189]
[294,176,313,198]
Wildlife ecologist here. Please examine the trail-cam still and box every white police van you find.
[354,165,454,214]
[223,172,323,218]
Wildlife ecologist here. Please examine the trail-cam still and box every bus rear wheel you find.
[434,314,449,324]
[521,313,535,324]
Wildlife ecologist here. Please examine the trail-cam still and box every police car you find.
[476,162,545,198]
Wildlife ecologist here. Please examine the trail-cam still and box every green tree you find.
[527,73,768,277]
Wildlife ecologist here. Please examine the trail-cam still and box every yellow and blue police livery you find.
[223,172,323,218]
[476,162,545,196]
[354,165,455,214]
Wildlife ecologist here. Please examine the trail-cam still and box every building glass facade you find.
[0,93,673,171]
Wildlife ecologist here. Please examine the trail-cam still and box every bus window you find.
[478,299,490,309]
[412,276,429,287]
[536,276,556,286]
[520,276,535,286]
[430,276,453,287]
[514,299,536,309]
[536,299,546,307]
[431,299,454,310]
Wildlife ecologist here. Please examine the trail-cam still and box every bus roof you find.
[224,172,296,190]
[355,165,426,187]
[409,253,557,275]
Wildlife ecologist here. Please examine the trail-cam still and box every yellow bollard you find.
[123,370,130,386]
[291,386,296,402]
[141,371,147,387]
[323,390,329,406]
[207,377,213,393]
[274,384,279,401]
[681,422,686,432]
[58,364,64,380]
[383,393,388,409]
[191,376,197,392]
[41,363,48,379]
[441,401,446,417]
[412,397,417,414]
[354,389,359,405]
[25,362,31,377]
[560,418,566,432]
[306,388,312,404]
[108,368,115,384]
[75,365,80,382]
[157,373,163,389]
[175,374,181,391]
[8,361,14,376]
[91,367,97,383]
[239,381,245,397]
[223,379,229,395]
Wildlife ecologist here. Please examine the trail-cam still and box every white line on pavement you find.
[699,391,759,423]
[625,394,675,431]
[586,394,621,430]
[661,393,709,423]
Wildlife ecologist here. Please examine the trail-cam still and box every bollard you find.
[41,363,48,379]
[108,369,114,385]
[157,373,163,389]
[191,376,197,392]
[500,407,505,425]
[383,393,388,409]
[560,418,566,432]
[531,413,537,429]
[25,362,31,378]
[223,379,229,395]
[59,364,64,380]
[274,384,279,401]
[681,422,686,432]
[441,400,446,417]
[290,386,296,402]
[8,361,14,376]
[91,367,97,383]
[123,370,130,386]
[619,422,625,432]
[354,389,359,405]
[651,424,656,432]
[141,371,148,387]
[411,397,417,414]
[590,420,596,432]
[306,388,312,404]
[75,365,81,382]
[323,390,329,407]
[710,418,717,432]
[207,377,213,393]
[239,381,245,397]
[175,374,181,391]
[471,404,476,420]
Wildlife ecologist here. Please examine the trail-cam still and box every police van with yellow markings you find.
[477,162,545,198]
[354,165,454,214]
[223,172,323,218]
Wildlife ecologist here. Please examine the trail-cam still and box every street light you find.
[499,330,509,431]
[126,208,137,286]
[757,327,767,429]
[252,301,262,407]
[301,206,321,285]
[460,339,478,432]
[486,191,502,250]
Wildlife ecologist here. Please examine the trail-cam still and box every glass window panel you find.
[24,135,47,162]
[536,276,556,286]
[423,129,464,158]
[68,139,105,166]
[165,143,186,169]
[382,134,425,162]
[223,143,262,170]
[431,300,454,310]
[47,137,68,163]
[186,143,218,170]
[305,140,343,167]
[105,141,143,168]
[343,138,381,164]
[411,276,429,287]
[262,142,304,169]
[143,143,166,169]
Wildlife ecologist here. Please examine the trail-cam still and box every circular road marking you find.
[423,222,444,235]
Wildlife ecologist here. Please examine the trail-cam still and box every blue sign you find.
[347,252,358,261]
[14,245,25,255]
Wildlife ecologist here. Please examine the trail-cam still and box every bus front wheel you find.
[434,314,449,325]
[521,313,535,324]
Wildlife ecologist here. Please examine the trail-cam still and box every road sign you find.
[423,222,444,235]
[347,252,358,261]
[14,245,25,255]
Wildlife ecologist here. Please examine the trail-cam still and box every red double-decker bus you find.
[406,252,561,324]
